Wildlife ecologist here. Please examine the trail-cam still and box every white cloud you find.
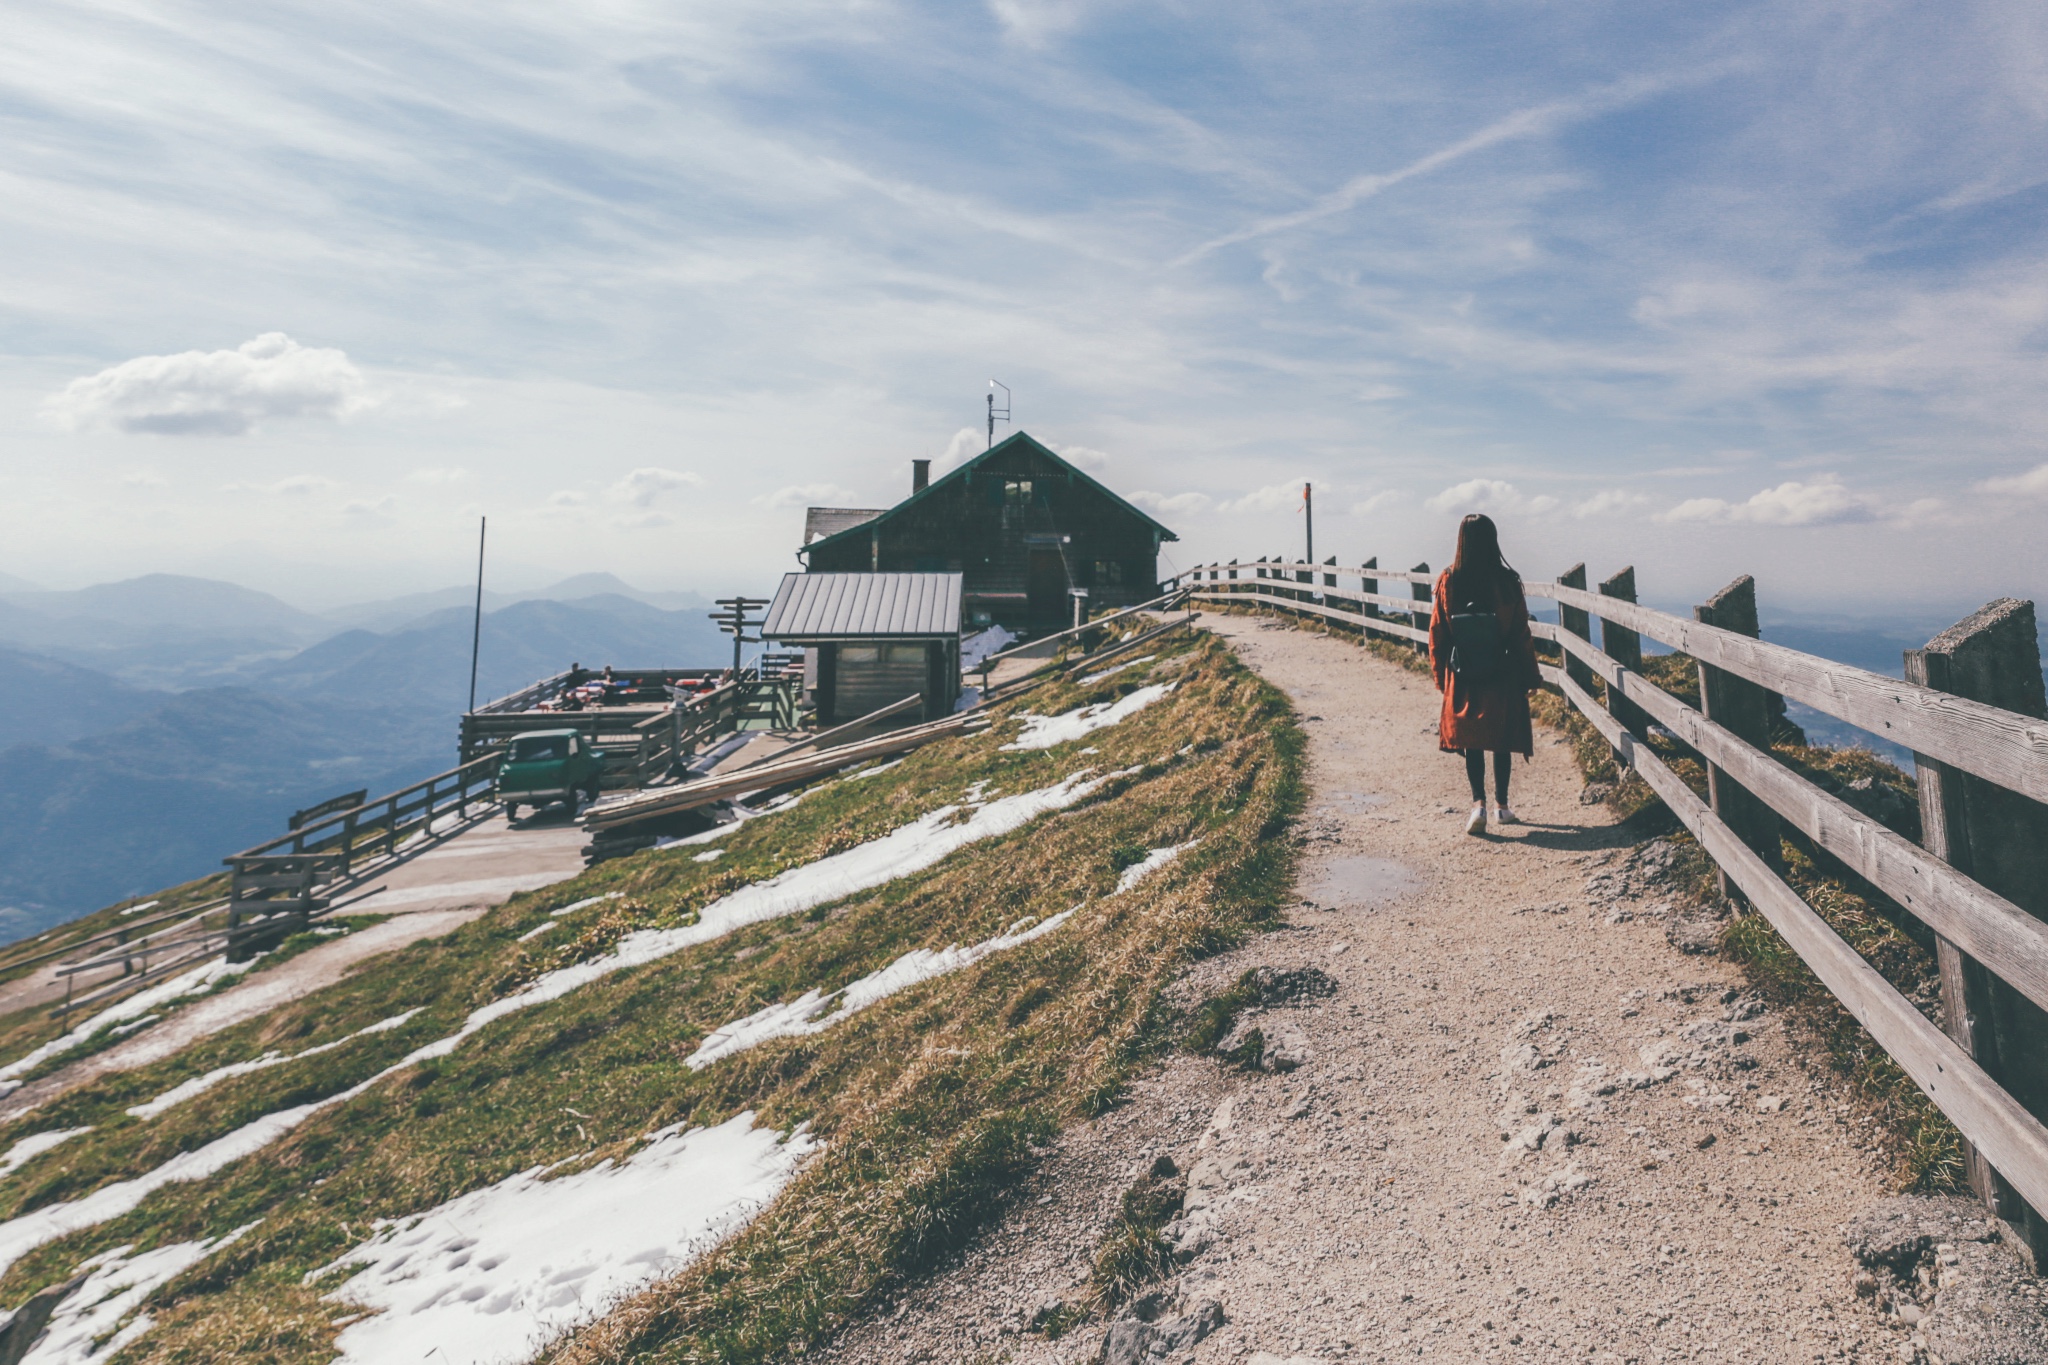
[1571,489,1651,519]
[1128,489,1212,516]
[1975,463,2048,499]
[1423,479,1559,517]
[937,428,984,472]
[1658,476,1876,526]
[42,333,372,436]
[341,495,397,519]
[763,482,858,509]
[548,490,587,508]
[408,467,471,485]
[1349,490,1402,516]
[1218,480,1311,514]
[1050,443,1110,472]
[610,467,703,508]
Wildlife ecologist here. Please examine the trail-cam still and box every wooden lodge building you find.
[799,432,1178,632]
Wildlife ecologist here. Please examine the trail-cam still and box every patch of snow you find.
[118,901,159,918]
[321,1115,817,1365]
[19,1224,254,1365]
[108,1015,159,1039]
[1000,683,1177,751]
[0,1128,90,1181]
[953,685,981,711]
[549,892,622,919]
[840,757,903,782]
[515,922,560,943]
[691,848,724,864]
[0,773,1114,1277]
[125,1010,424,1122]
[1113,841,1200,895]
[687,908,1079,1070]
[0,957,258,1092]
[960,624,1018,670]
[1080,654,1155,684]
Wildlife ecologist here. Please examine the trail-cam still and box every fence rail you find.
[1190,555,2048,1257]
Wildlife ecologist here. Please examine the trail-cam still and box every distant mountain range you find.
[0,573,732,941]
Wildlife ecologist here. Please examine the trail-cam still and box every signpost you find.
[710,597,770,676]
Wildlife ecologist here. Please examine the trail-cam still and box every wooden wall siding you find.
[806,444,1164,622]
[1179,557,2048,1243]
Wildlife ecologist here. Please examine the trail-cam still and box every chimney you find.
[912,459,931,493]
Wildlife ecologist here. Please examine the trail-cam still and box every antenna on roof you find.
[986,380,1010,450]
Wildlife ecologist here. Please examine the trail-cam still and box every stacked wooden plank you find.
[583,708,990,833]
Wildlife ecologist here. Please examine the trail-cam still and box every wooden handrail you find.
[1548,662,2048,1216]
[972,589,1192,670]
[1528,579,2048,804]
[1540,622,2048,1014]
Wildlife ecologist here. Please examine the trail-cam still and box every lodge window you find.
[1093,561,1125,587]
[1003,479,1034,506]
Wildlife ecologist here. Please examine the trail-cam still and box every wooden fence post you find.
[1409,564,1431,651]
[1361,557,1381,639]
[1694,575,1781,887]
[1557,564,1594,694]
[1597,566,1649,740]
[1906,597,2048,1266]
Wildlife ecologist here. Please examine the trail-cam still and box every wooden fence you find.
[1176,556,2048,1260]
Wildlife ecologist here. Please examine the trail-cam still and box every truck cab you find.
[495,729,605,819]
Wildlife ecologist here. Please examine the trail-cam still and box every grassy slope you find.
[0,625,1302,1363]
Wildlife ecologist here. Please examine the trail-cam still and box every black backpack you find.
[1447,602,1507,684]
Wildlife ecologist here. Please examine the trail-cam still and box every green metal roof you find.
[800,431,1178,560]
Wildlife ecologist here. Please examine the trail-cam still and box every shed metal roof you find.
[760,572,963,641]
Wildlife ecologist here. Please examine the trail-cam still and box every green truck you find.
[496,729,606,819]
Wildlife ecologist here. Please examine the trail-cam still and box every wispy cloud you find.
[1176,71,1711,266]
[762,482,858,509]
[610,468,703,508]
[1975,463,2048,500]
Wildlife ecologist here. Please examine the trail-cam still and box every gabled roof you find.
[804,508,886,545]
[800,431,1177,559]
[761,572,963,640]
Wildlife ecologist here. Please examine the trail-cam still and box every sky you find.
[2,1,2045,618]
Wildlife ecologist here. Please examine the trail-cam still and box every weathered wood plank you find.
[1546,626,2048,1016]
[1530,579,2048,804]
[1548,664,2048,1218]
[1185,590,1429,643]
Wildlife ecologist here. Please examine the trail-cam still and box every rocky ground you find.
[812,616,2047,1365]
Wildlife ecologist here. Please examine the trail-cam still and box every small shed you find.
[761,572,963,726]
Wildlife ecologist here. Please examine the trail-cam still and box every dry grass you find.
[0,626,1303,1365]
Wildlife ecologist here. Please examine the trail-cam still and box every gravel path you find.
[818,617,1908,1364]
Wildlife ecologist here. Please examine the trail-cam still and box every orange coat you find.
[1428,570,1539,756]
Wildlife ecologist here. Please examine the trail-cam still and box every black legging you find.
[1464,749,1512,805]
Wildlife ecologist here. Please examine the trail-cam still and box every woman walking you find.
[1428,513,1541,835]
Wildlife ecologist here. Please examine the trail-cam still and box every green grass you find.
[0,625,1304,1365]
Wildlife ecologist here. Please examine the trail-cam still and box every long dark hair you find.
[1447,513,1516,609]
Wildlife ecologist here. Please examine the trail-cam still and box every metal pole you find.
[467,516,487,713]
[1304,482,1313,566]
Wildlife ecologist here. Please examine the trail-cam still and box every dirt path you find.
[819,617,1903,1364]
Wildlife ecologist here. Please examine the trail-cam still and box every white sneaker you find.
[1464,802,1487,836]
[1494,805,1521,826]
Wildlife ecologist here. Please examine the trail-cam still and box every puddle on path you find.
[1307,855,1421,909]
